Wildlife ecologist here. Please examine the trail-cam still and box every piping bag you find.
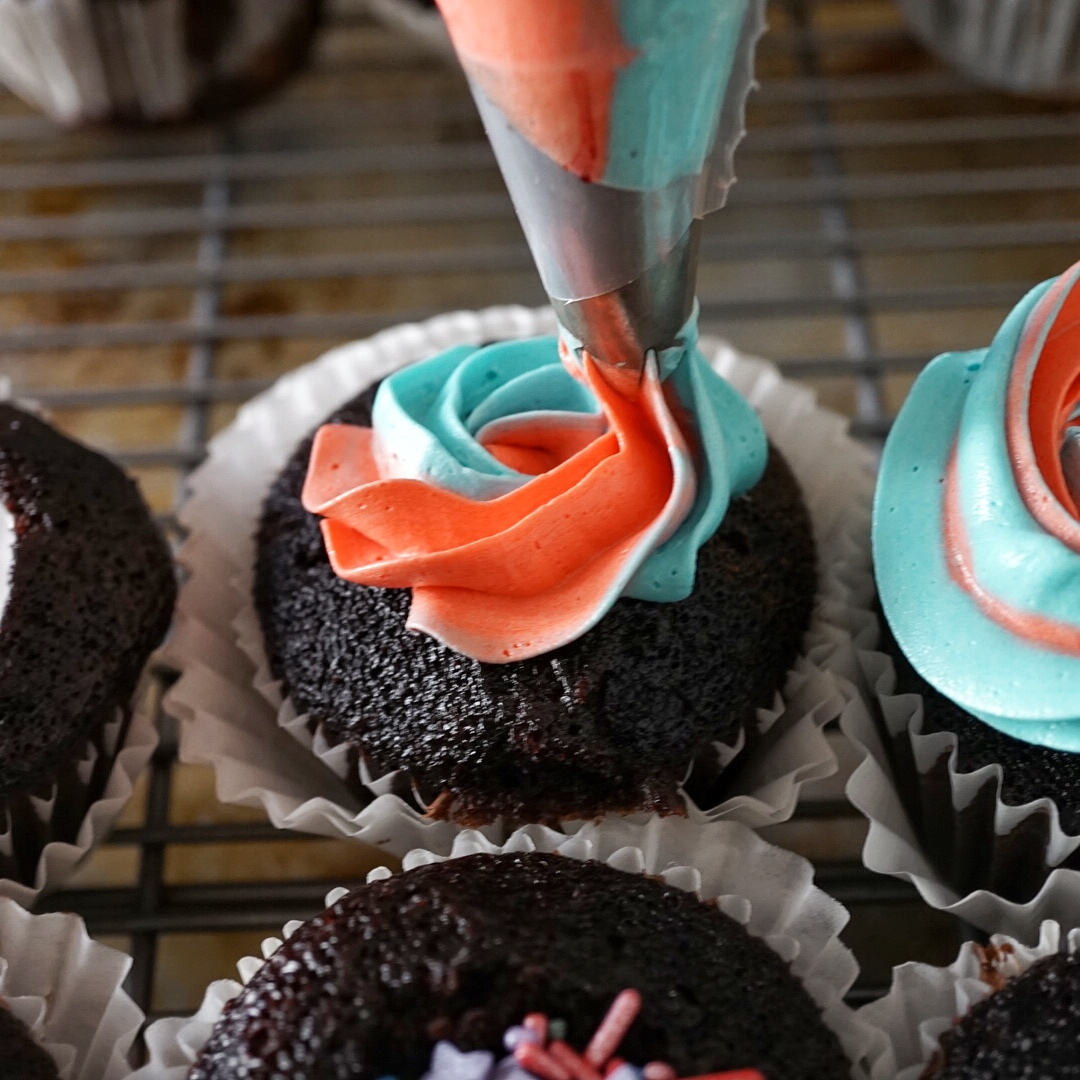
[435,0,766,377]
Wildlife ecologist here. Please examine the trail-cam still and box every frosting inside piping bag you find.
[303,313,766,664]
[875,259,1080,751]
[435,0,764,302]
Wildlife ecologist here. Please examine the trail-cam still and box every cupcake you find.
[255,313,817,825]
[0,0,323,126]
[0,897,143,1080]
[896,0,1080,96]
[135,819,885,1079]
[842,257,1080,939]
[166,306,869,852]
[861,920,1080,1079]
[0,402,173,900]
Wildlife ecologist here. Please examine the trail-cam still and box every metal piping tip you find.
[551,220,701,376]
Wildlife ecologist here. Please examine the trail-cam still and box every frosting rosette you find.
[301,315,766,663]
[875,258,1080,751]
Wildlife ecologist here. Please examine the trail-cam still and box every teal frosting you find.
[874,265,1080,752]
[604,0,751,191]
[370,309,766,605]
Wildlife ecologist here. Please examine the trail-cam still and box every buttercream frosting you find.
[302,313,766,664]
[875,259,1080,751]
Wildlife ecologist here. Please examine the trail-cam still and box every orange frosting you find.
[301,354,693,663]
[435,0,635,181]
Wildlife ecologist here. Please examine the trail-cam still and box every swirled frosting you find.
[302,314,766,664]
[875,260,1080,751]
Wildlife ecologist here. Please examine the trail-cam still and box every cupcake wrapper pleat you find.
[898,0,1080,94]
[842,605,1080,941]
[0,675,158,907]
[0,898,144,1080]
[0,0,321,124]
[859,920,1080,1079]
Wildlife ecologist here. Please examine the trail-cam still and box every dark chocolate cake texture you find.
[0,403,176,883]
[190,852,851,1080]
[923,949,1080,1080]
[255,380,817,826]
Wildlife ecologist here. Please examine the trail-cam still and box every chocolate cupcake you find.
[843,257,1080,938]
[138,820,879,1080]
[166,307,868,854]
[191,852,849,1080]
[861,920,1080,1080]
[0,0,323,126]
[0,402,175,893]
[253,332,817,825]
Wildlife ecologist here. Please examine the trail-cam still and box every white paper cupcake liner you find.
[0,897,144,1080]
[165,305,872,858]
[134,816,889,1079]
[0,0,319,125]
[898,0,1080,96]
[838,533,1080,942]
[0,671,158,909]
[860,919,1080,1079]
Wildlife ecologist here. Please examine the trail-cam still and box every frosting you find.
[0,501,13,626]
[412,994,764,1080]
[874,259,1080,751]
[302,314,766,664]
[436,0,750,192]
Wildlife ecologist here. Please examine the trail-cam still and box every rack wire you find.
[2,0,1077,1037]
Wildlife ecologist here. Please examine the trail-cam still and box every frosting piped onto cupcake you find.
[875,258,1080,750]
[302,313,765,663]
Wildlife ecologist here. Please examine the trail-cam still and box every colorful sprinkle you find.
[585,989,642,1067]
[515,1042,573,1080]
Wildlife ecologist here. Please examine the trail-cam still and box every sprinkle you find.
[585,989,642,1067]
[515,1043,572,1080]
[505,1026,539,1052]
[643,1064,676,1080]
[524,1014,549,1045]
[548,1041,603,1080]
[604,1065,640,1080]
[603,1060,628,1078]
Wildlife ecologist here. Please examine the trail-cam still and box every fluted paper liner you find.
[898,0,1080,97]
[0,0,316,125]
[134,817,889,1078]
[0,658,158,911]
[839,534,1080,941]
[166,305,873,857]
[0,898,143,1079]
[860,919,1080,1079]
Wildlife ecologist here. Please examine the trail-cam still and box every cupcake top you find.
[300,315,766,663]
[923,948,1080,1079]
[0,1007,60,1080]
[188,852,852,1080]
[0,403,176,796]
[874,258,1080,751]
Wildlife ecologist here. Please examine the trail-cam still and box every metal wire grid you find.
[2,0,1076,1034]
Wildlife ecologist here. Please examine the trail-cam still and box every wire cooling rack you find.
[3,0,1080,1038]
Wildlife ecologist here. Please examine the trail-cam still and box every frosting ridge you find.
[302,316,766,663]
[875,259,1080,750]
